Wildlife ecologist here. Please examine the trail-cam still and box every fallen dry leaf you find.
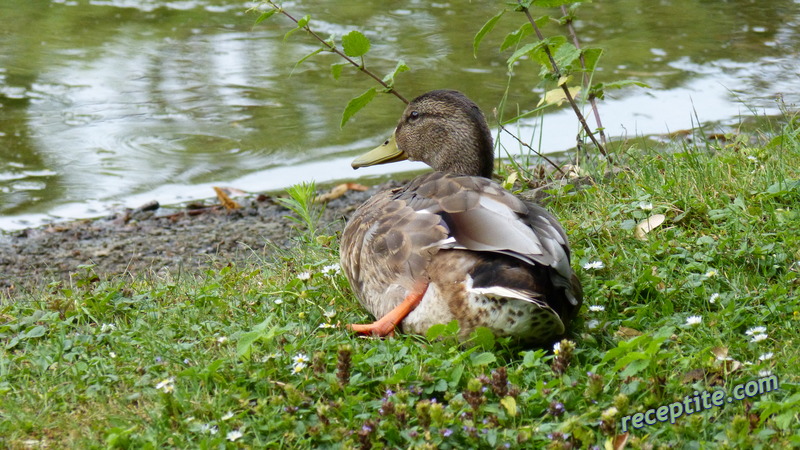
[560,164,588,179]
[682,368,706,384]
[213,186,241,210]
[315,183,368,203]
[606,432,628,450]
[711,346,730,360]
[615,326,643,338]
[634,213,666,240]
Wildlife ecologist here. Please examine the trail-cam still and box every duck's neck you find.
[431,121,494,178]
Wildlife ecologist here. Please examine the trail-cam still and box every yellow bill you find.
[351,132,408,169]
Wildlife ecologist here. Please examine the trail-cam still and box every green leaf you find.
[444,319,460,335]
[553,42,580,70]
[386,364,414,384]
[470,351,496,366]
[620,358,650,378]
[507,42,543,68]
[532,36,567,68]
[426,323,447,341]
[580,47,603,72]
[25,325,46,339]
[521,349,546,368]
[291,48,323,74]
[613,351,648,372]
[382,59,410,87]
[331,63,346,80]
[590,79,649,100]
[254,9,277,25]
[469,326,495,349]
[500,22,532,52]
[236,317,286,360]
[449,364,465,386]
[236,331,261,359]
[284,14,310,41]
[342,30,371,57]
[473,10,505,57]
[341,88,376,128]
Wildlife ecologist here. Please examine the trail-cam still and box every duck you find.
[340,89,582,344]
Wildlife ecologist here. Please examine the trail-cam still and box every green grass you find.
[2,117,800,449]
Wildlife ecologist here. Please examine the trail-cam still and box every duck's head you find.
[352,90,494,178]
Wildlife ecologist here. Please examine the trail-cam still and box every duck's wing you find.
[403,172,581,315]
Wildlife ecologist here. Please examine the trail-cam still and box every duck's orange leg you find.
[348,282,428,337]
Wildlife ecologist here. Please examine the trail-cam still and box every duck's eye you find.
[408,111,420,121]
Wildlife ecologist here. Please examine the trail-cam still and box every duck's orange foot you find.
[347,321,398,338]
[347,282,428,338]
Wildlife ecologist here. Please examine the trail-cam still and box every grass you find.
[2,115,800,449]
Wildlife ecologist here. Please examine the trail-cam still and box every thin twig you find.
[267,1,409,104]
[520,3,609,159]
[496,119,566,177]
[561,5,607,147]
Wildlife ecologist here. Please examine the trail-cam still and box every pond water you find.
[1,0,799,230]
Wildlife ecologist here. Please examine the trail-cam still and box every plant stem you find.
[520,3,609,160]
[561,5,607,147]
[495,115,565,176]
[267,2,409,104]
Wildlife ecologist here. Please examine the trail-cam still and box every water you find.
[1,0,799,230]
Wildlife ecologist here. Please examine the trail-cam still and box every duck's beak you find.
[351,132,408,169]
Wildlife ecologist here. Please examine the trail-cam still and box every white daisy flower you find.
[226,429,244,442]
[297,271,312,281]
[100,323,116,332]
[273,298,284,305]
[221,411,235,421]
[109,352,117,359]
[758,352,774,361]
[293,353,309,364]
[321,263,341,275]
[709,293,720,304]
[199,424,218,435]
[553,342,561,355]
[259,352,280,362]
[704,269,718,278]
[750,333,768,343]
[686,315,702,326]
[155,377,175,394]
[588,305,605,312]
[638,202,654,211]
[583,260,605,270]
[319,323,336,329]
[758,370,773,377]
[745,326,767,336]
[292,362,307,374]
[217,336,228,344]
[323,309,337,318]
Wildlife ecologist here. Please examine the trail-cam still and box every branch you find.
[266,1,409,104]
[561,5,607,147]
[520,3,609,160]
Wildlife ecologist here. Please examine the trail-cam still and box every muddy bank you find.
[0,183,393,297]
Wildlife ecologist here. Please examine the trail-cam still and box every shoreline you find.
[0,182,391,297]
